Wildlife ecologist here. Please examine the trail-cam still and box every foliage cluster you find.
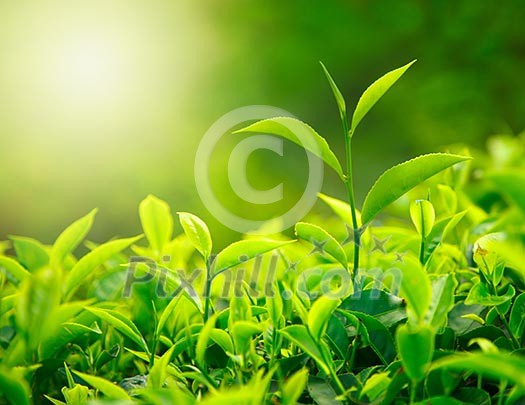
[1,62,525,404]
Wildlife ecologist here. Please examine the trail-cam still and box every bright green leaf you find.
[65,235,142,298]
[148,346,175,389]
[318,193,357,226]
[361,153,470,225]
[398,257,431,324]
[360,371,391,401]
[235,117,344,180]
[396,323,434,382]
[231,321,262,355]
[178,212,212,259]
[278,325,330,375]
[307,295,341,342]
[213,239,295,276]
[85,307,149,354]
[196,314,217,369]
[50,209,97,271]
[320,62,346,120]
[465,282,515,307]
[209,329,234,355]
[0,256,30,284]
[9,236,49,272]
[16,267,61,351]
[432,352,525,390]
[409,200,435,238]
[72,370,131,400]
[426,275,457,329]
[295,222,347,268]
[282,368,308,405]
[62,384,89,405]
[351,60,416,133]
[139,195,173,254]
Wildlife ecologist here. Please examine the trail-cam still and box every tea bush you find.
[1,62,525,404]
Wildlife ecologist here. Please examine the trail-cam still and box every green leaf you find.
[468,337,499,353]
[63,362,76,388]
[65,235,142,298]
[340,289,404,318]
[279,325,330,375]
[148,346,175,390]
[398,257,431,324]
[474,233,525,281]
[72,370,131,400]
[44,395,66,405]
[62,384,89,405]
[9,236,49,272]
[85,307,149,354]
[95,344,120,370]
[209,329,234,354]
[0,255,30,284]
[424,210,468,262]
[178,212,212,259]
[16,267,61,351]
[231,321,263,355]
[351,60,415,133]
[200,384,264,405]
[465,282,515,306]
[318,193,356,226]
[509,293,525,341]
[409,200,435,238]
[426,275,457,329]
[50,209,97,271]
[139,195,173,254]
[432,352,525,390]
[213,239,295,276]
[156,295,183,338]
[361,153,470,225]
[349,311,396,364]
[0,366,30,405]
[295,222,347,268]
[307,295,341,342]
[282,368,308,405]
[396,323,435,382]
[235,117,344,180]
[266,284,284,327]
[360,371,391,401]
[307,376,341,405]
[320,62,346,120]
[196,315,217,369]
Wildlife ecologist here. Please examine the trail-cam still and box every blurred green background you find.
[0,0,524,248]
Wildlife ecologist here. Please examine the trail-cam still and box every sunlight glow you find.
[50,36,126,104]
[0,1,202,143]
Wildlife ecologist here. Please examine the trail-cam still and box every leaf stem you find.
[483,255,520,350]
[418,203,426,264]
[203,258,212,323]
[496,306,520,349]
[409,380,417,404]
[325,356,346,397]
[150,301,158,366]
[342,119,360,283]
[348,321,360,372]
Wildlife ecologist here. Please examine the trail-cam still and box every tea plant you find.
[1,62,525,405]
